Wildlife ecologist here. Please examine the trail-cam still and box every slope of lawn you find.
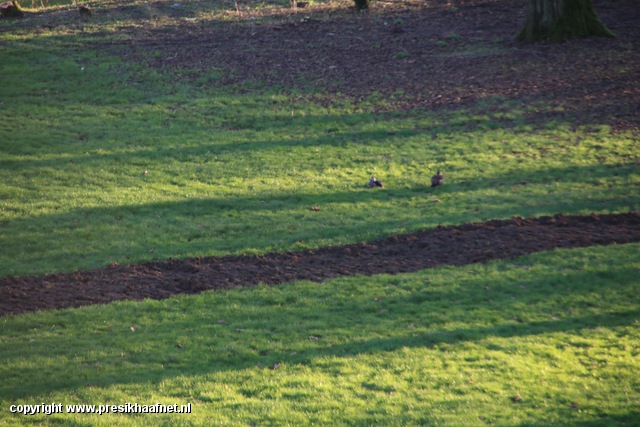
[1,5,638,278]
[1,243,639,426]
[1,0,639,425]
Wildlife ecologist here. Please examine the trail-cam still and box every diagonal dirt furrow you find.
[1,212,639,316]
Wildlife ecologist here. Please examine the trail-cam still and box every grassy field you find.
[1,0,639,425]
[1,244,639,426]
[1,34,638,277]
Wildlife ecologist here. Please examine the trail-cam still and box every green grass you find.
[1,2,639,425]
[1,243,639,425]
[1,31,638,277]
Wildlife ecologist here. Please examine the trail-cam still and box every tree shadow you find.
[2,158,638,279]
[515,411,640,427]
[1,253,638,401]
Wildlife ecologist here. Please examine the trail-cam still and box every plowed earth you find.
[2,213,640,315]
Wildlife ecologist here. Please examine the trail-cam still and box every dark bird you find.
[367,176,384,188]
[431,170,444,187]
[78,5,92,17]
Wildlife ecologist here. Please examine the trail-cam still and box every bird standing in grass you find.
[431,170,444,187]
[367,176,384,188]
[78,5,92,18]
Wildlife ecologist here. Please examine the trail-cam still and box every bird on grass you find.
[431,170,444,187]
[78,5,92,17]
[367,176,384,188]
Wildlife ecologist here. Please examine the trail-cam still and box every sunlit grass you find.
[1,35,638,277]
[1,243,638,425]
[1,1,639,426]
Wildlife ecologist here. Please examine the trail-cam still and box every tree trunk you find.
[353,0,368,11]
[0,1,24,18]
[517,0,614,42]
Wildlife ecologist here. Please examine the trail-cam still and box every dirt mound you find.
[2,212,639,316]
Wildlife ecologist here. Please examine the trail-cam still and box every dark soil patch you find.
[115,0,640,131]
[2,212,640,316]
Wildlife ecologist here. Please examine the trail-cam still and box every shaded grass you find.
[1,3,639,425]
[0,243,638,425]
[1,34,638,277]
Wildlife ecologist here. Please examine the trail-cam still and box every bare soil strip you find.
[2,212,639,316]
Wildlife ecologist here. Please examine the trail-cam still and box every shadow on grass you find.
[516,411,640,427]
[2,97,636,171]
[1,159,638,278]
[1,250,639,401]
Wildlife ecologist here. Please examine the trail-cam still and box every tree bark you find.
[517,0,614,42]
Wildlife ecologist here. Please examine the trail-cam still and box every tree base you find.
[0,1,24,18]
[353,0,368,11]
[517,0,615,42]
